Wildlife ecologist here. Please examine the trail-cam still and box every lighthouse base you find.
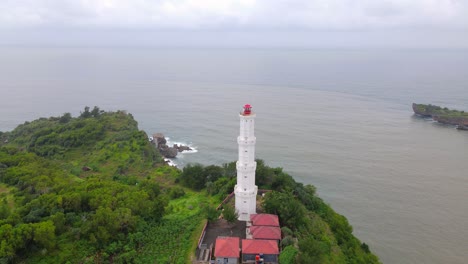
[234,185,258,221]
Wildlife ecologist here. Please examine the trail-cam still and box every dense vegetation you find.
[178,160,380,263]
[0,108,213,263]
[413,103,468,126]
[0,107,380,263]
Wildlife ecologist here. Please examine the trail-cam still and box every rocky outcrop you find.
[173,144,192,152]
[413,103,468,127]
[412,103,432,117]
[159,145,178,158]
[433,115,468,126]
[153,133,167,148]
[151,133,193,158]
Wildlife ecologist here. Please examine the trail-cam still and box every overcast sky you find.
[1,0,467,48]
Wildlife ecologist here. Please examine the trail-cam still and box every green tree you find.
[32,221,56,250]
[203,165,223,182]
[279,245,298,264]
[281,236,295,249]
[222,204,238,224]
[222,161,237,178]
[59,113,72,123]
[255,159,275,186]
[168,187,185,199]
[179,164,206,190]
[50,212,66,233]
[262,191,307,229]
[0,198,10,219]
[80,106,91,118]
[0,224,15,258]
[297,237,330,264]
[361,242,370,253]
[89,207,118,247]
[90,106,103,118]
[204,205,220,222]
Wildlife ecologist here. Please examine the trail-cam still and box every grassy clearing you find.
[135,191,215,264]
[150,165,180,187]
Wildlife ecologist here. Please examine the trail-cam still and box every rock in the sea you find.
[153,132,193,158]
[433,115,468,126]
[412,103,432,117]
[178,145,192,152]
[153,133,167,148]
[172,143,192,152]
[413,103,468,127]
[160,147,178,158]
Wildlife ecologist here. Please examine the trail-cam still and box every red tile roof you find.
[250,214,280,227]
[215,237,240,258]
[249,226,281,240]
[242,239,279,255]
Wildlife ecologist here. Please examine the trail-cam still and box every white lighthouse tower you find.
[234,104,258,221]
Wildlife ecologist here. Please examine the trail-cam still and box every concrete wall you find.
[215,257,238,264]
[242,254,278,263]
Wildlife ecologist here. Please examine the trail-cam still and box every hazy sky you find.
[1,0,467,48]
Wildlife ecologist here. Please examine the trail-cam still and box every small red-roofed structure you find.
[242,239,279,263]
[248,226,282,241]
[250,214,280,227]
[214,237,240,264]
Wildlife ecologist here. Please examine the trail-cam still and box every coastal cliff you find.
[412,103,468,129]
[0,107,380,263]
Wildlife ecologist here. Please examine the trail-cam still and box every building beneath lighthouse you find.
[234,104,258,221]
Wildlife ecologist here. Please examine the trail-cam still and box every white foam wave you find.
[166,139,198,154]
[147,134,198,168]
[164,158,177,167]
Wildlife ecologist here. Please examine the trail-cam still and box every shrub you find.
[169,187,185,199]
[222,204,238,223]
[279,245,298,264]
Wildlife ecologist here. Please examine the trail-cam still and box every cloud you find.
[0,0,467,30]
[1,0,468,48]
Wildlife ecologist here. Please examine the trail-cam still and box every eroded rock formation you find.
[151,133,192,158]
[413,103,468,129]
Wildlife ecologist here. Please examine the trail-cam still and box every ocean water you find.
[0,47,467,263]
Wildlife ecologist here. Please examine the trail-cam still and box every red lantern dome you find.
[243,104,252,115]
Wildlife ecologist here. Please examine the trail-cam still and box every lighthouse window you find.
[244,188,247,191]
[245,150,247,152]
[244,201,247,203]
